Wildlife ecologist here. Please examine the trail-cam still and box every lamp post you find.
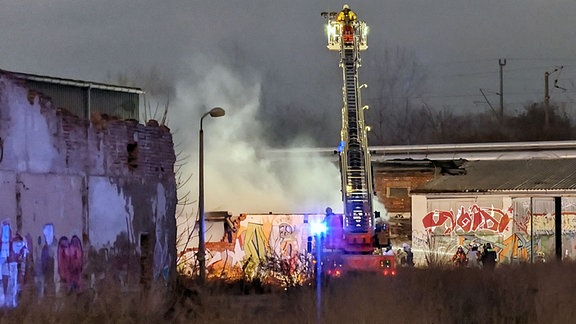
[198,106,225,282]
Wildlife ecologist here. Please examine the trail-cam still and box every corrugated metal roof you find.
[412,158,576,193]
[264,140,576,162]
[2,69,144,94]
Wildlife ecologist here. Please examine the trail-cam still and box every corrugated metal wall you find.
[25,80,140,120]
[27,81,86,116]
[90,88,139,120]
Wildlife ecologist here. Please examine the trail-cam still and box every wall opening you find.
[127,143,138,170]
[388,187,409,198]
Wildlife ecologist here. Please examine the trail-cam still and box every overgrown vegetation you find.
[4,262,576,323]
[367,101,574,145]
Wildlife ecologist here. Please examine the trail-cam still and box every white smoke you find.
[171,54,343,217]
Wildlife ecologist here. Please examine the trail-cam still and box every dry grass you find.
[3,262,576,323]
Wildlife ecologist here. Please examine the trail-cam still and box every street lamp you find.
[198,106,225,282]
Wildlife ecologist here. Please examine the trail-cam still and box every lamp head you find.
[209,107,225,118]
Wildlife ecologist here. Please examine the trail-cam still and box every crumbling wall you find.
[0,71,176,306]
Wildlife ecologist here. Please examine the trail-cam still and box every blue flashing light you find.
[310,222,327,235]
[337,141,345,153]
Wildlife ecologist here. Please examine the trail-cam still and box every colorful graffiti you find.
[419,205,525,266]
[57,235,83,293]
[35,223,57,299]
[417,203,576,266]
[0,221,85,308]
[0,221,28,308]
[529,212,576,235]
[190,214,324,282]
[422,205,512,234]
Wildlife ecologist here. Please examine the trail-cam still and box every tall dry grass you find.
[3,262,576,323]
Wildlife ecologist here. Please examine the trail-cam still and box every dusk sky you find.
[2,1,576,136]
[2,0,576,215]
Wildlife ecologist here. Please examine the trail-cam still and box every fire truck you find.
[319,5,396,277]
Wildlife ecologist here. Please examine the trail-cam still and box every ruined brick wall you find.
[372,171,435,243]
[374,172,434,214]
[0,70,177,303]
[87,118,174,177]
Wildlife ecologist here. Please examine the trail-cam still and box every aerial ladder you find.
[320,5,395,276]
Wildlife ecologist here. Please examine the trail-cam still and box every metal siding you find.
[24,80,139,120]
[90,88,139,120]
[415,159,576,193]
[26,81,86,117]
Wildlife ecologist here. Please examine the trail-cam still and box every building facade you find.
[410,158,576,267]
[0,70,176,307]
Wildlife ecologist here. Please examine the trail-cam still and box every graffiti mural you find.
[242,221,269,269]
[418,201,576,266]
[0,221,28,308]
[422,205,512,235]
[419,205,519,265]
[57,235,83,294]
[191,214,324,282]
[35,223,56,299]
[0,221,86,308]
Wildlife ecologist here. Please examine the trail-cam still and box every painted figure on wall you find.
[0,221,11,305]
[57,235,83,294]
[35,223,56,298]
[242,222,268,276]
[196,214,326,281]
[0,221,29,308]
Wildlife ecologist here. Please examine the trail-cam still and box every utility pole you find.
[545,71,550,130]
[499,58,506,123]
[544,66,564,132]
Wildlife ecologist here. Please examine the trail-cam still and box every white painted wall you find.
[0,76,61,173]
[0,171,17,226]
[88,176,134,248]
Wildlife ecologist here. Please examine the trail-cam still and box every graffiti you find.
[35,223,56,299]
[422,205,511,234]
[514,212,531,235]
[270,218,300,260]
[418,204,576,266]
[529,212,576,235]
[57,235,83,294]
[278,223,294,239]
[0,221,29,308]
[511,211,576,236]
[243,222,269,268]
[194,214,324,281]
[0,221,86,308]
[500,233,530,262]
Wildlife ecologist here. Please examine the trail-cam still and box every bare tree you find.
[363,46,429,145]
[109,69,199,274]
[509,101,573,141]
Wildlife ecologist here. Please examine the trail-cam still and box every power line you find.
[507,57,576,62]
[424,65,576,80]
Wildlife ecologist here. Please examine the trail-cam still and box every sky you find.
[2,0,576,216]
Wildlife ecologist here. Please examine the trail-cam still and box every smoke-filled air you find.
[3,0,576,216]
[171,54,343,215]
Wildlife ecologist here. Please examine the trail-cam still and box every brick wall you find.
[57,109,176,179]
[0,71,178,294]
[374,172,435,213]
